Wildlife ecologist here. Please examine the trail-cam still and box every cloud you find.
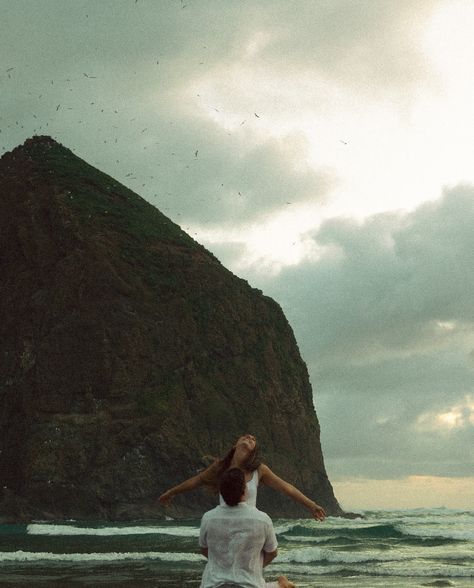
[263,186,474,363]
[236,0,439,96]
[255,186,474,479]
[416,395,474,432]
[146,123,332,226]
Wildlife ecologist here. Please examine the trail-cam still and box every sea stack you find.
[0,136,342,521]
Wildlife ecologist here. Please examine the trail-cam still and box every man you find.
[199,468,295,588]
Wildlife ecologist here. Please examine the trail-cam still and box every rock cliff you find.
[0,136,342,521]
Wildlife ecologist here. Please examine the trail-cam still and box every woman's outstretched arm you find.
[258,464,326,521]
[158,461,218,505]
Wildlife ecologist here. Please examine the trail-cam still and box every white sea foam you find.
[356,560,474,578]
[280,534,331,544]
[277,546,405,564]
[0,550,204,563]
[270,562,345,577]
[277,544,473,566]
[27,524,199,537]
[397,523,474,541]
[273,559,473,579]
[274,523,298,534]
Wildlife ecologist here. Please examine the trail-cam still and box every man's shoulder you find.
[201,505,225,521]
[246,506,273,524]
[202,504,273,525]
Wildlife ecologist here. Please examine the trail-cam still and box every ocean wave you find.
[280,534,336,544]
[397,524,474,542]
[278,521,471,545]
[0,550,204,563]
[282,522,407,540]
[277,544,473,566]
[271,560,474,579]
[27,524,199,537]
[277,546,403,564]
[360,560,474,579]
[274,523,298,534]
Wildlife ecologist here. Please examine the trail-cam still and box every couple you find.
[159,433,327,587]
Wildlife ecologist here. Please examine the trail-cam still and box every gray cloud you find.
[260,187,474,364]
[238,0,439,96]
[144,120,333,225]
[253,186,474,479]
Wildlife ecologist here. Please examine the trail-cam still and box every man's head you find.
[219,468,246,506]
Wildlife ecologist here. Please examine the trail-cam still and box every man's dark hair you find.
[219,468,245,506]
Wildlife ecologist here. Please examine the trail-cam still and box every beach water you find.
[0,509,472,587]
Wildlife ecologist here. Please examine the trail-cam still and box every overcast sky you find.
[2,0,473,510]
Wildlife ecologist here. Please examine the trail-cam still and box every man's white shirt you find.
[199,502,278,588]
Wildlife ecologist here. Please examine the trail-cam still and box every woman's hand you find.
[309,501,326,521]
[158,490,174,506]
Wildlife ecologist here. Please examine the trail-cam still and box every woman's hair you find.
[219,468,245,506]
[201,436,261,494]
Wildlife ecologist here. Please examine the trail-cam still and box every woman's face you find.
[235,434,256,452]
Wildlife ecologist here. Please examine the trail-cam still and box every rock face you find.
[0,136,342,521]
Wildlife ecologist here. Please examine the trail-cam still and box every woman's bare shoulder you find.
[258,463,272,478]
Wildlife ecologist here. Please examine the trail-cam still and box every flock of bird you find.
[1,63,272,232]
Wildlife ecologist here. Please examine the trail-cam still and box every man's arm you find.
[262,514,279,567]
[199,513,209,559]
[262,548,278,567]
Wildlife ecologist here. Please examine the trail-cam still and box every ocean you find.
[0,509,472,587]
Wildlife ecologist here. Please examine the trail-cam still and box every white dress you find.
[219,469,259,507]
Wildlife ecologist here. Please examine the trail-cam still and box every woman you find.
[159,433,326,521]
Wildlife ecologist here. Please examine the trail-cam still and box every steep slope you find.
[0,136,342,521]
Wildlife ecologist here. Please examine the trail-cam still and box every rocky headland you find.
[0,136,343,521]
